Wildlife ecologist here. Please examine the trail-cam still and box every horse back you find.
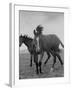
[39,34,60,50]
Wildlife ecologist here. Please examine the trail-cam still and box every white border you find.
[10,3,70,87]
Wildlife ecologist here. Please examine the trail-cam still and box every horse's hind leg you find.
[56,53,63,66]
[50,51,56,72]
[52,54,56,69]
[30,54,32,67]
[44,52,51,65]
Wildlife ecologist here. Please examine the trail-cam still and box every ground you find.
[19,50,64,79]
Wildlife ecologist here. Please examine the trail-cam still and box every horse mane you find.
[36,25,43,35]
[23,35,33,41]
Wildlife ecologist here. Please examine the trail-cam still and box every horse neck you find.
[23,40,29,48]
[23,39,32,48]
[36,34,43,51]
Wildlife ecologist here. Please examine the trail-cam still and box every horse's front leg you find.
[39,52,44,74]
[34,54,39,74]
[36,61,39,74]
[30,54,32,67]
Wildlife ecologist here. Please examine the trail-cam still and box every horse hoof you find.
[50,68,54,72]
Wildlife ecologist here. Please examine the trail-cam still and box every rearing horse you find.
[34,25,64,73]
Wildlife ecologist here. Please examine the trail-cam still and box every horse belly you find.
[42,40,58,51]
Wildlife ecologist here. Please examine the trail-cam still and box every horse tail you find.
[55,35,64,48]
[60,41,64,48]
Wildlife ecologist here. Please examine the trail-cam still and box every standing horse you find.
[19,34,35,67]
[19,34,41,74]
[33,25,64,73]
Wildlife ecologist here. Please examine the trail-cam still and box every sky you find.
[19,10,64,51]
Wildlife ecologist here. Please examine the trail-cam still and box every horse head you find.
[19,34,28,47]
[36,25,43,35]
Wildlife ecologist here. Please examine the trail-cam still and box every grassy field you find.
[19,50,64,79]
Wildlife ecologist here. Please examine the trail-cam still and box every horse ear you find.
[33,29,36,35]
